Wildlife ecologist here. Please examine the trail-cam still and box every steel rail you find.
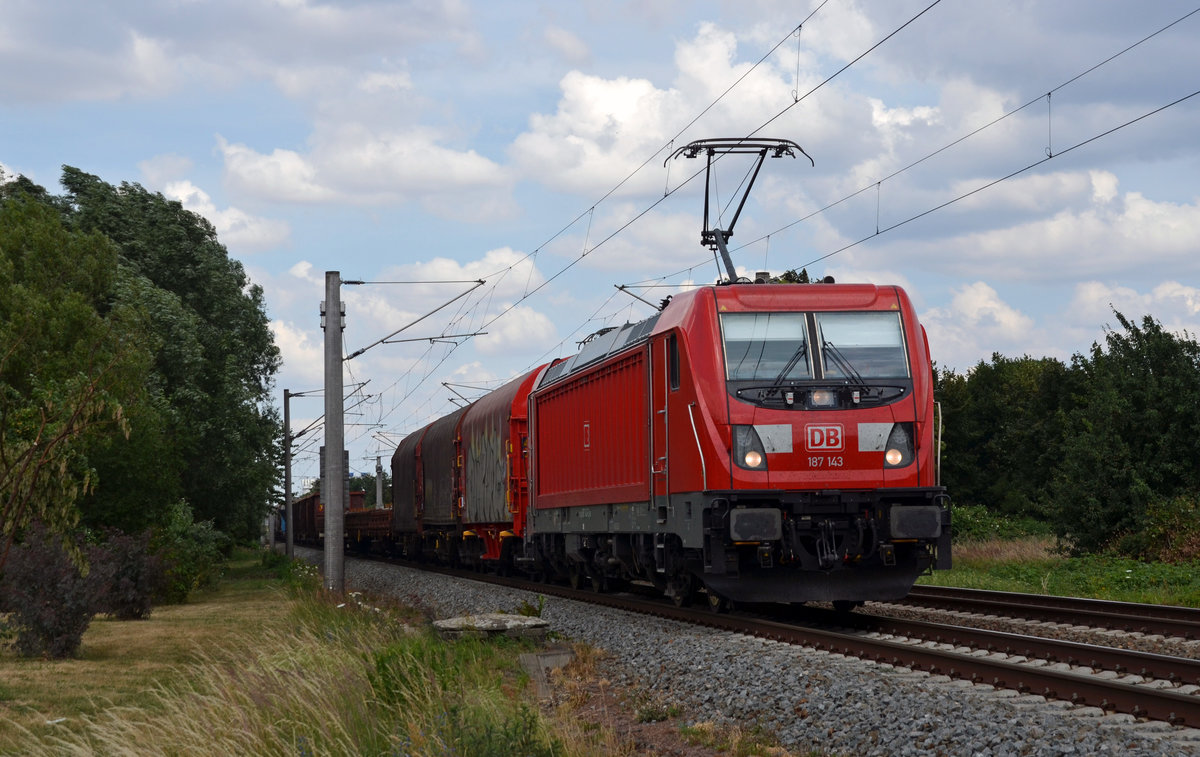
[903,585,1200,639]
[816,607,1200,686]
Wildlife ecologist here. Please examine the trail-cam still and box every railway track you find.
[901,585,1200,639]
[421,566,1200,728]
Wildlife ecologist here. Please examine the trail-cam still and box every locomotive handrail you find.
[934,400,943,487]
[687,402,708,492]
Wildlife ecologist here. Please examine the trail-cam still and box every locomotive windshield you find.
[721,311,910,383]
[721,313,811,381]
[815,312,909,378]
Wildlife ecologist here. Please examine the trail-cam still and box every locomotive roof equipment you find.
[667,137,814,284]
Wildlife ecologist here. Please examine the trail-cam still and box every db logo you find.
[806,424,844,451]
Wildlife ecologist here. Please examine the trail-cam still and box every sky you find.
[3,0,1199,492]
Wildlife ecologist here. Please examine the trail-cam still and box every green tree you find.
[937,354,1071,520]
[76,271,200,534]
[0,192,152,567]
[778,268,811,283]
[59,168,282,541]
[1048,311,1200,555]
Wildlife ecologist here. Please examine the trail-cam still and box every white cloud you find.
[271,319,324,387]
[357,70,413,94]
[218,137,336,203]
[475,303,557,356]
[888,172,1200,284]
[508,21,851,197]
[380,247,544,304]
[509,70,675,194]
[922,278,1200,373]
[0,0,477,103]
[543,25,589,67]
[218,128,514,219]
[559,204,707,274]
[138,153,194,187]
[921,282,1038,369]
[1067,280,1200,337]
[162,179,291,252]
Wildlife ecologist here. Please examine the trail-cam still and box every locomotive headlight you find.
[733,425,768,470]
[883,422,914,468]
[809,389,837,408]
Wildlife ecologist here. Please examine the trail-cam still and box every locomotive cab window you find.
[720,313,810,381]
[814,312,909,379]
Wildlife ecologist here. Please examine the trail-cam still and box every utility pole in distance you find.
[283,388,293,558]
[321,271,345,593]
[375,456,384,509]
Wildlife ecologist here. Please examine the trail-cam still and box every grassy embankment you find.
[0,550,605,755]
[919,504,1200,607]
[8,525,1194,755]
[0,550,792,756]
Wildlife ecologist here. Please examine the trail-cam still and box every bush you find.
[152,500,231,604]
[89,529,164,620]
[0,523,97,658]
[950,503,1052,543]
[1113,493,1200,563]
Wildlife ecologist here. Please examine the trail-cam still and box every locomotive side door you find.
[649,336,672,517]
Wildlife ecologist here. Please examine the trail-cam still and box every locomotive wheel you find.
[705,590,731,614]
[568,564,584,590]
[832,600,862,613]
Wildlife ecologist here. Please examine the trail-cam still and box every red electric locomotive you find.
[520,282,950,608]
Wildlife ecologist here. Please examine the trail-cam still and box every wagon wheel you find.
[667,573,695,607]
[588,570,607,593]
[568,564,585,590]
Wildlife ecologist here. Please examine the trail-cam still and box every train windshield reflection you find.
[815,312,909,378]
[721,313,810,381]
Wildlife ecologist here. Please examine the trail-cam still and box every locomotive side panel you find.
[533,348,650,509]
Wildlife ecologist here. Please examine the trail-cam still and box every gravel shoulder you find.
[310,549,1200,757]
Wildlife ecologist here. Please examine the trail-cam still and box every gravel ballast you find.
[306,549,1200,756]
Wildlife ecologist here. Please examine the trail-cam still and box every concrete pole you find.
[284,389,294,559]
[375,456,384,509]
[322,271,345,593]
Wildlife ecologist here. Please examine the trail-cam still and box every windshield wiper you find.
[821,339,868,390]
[772,342,808,386]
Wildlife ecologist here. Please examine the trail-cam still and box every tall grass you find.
[3,581,567,756]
